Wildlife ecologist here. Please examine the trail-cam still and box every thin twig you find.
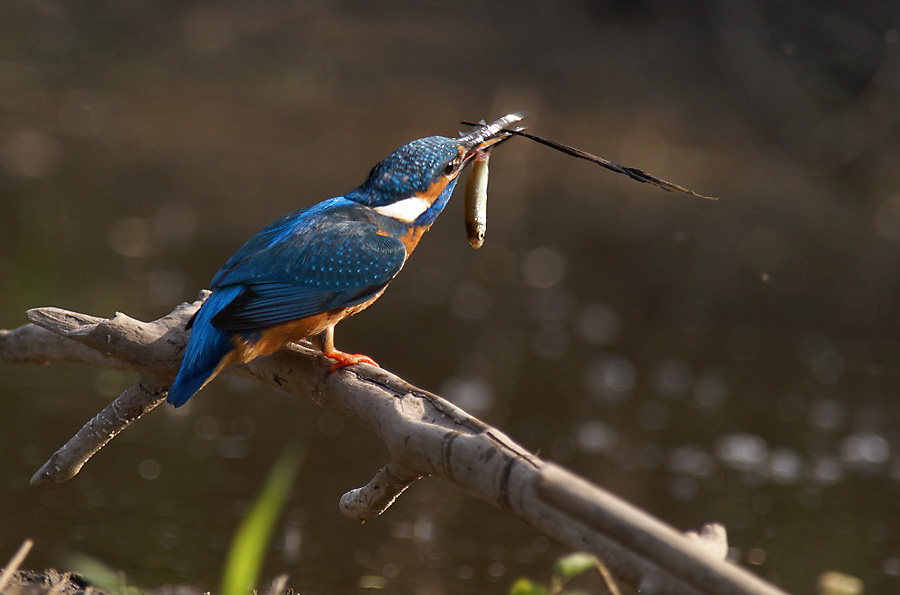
[30,377,169,485]
[594,557,623,595]
[460,120,717,200]
[0,539,34,593]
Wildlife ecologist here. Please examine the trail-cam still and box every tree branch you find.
[339,461,424,521]
[28,377,169,485]
[0,295,787,595]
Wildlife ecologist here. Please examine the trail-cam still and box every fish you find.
[464,149,490,249]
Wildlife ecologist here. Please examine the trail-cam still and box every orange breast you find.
[399,225,428,255]
[228,289,389,364]
[230,311,337,363]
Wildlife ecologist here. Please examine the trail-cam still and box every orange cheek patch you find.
[420,176,451,204]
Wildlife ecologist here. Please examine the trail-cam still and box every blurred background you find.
[2,1,900,593]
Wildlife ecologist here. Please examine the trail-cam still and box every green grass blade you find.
[221,445,304,595]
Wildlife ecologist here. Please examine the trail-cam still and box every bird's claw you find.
[326,351,380,375]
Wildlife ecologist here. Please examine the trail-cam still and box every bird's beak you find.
[458,112,526,162]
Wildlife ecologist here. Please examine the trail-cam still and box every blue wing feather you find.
[209,199,408,331]
[167,286,243,407]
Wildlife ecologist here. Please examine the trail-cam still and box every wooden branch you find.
[0,296,787,595]
[29,377,169,485]
[339,461,424,520]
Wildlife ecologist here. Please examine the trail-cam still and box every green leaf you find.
[221,445,304,595]
[509,577,549,595]
[552,552,598,581]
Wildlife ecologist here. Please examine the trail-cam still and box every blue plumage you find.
[346,137,460,207]
[210,199,407,330]
[167,286,244,407]
[166,118,521,407]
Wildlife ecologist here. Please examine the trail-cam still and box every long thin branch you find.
[29,377,169,485]
[0,295,787,595]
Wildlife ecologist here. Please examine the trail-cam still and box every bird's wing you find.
[209,213,407,331]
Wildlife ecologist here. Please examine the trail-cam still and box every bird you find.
[166,113,524,407]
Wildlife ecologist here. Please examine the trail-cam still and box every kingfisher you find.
[166,113,523,407]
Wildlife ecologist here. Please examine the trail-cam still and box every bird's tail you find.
[167,287,243,407]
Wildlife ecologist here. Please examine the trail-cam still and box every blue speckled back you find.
[348,136,459,206]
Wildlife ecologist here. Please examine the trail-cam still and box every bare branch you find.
[0,298,788,595]
[29,377,169,486]
[536,465,774,593]
[339,461,424,521]
[0,321,125,369]
[25,295,202,378]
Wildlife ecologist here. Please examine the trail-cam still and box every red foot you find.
[326,350,380,375]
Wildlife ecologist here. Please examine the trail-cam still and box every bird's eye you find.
[443,158,460,176]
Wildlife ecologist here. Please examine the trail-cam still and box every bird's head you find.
[347,113,524,226]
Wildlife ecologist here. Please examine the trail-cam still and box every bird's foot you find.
[326,350,380,375]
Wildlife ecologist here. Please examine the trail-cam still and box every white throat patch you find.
[374,196,431,223]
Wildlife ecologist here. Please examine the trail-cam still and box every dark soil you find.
[2,571,209,595]
[3,570,104,595]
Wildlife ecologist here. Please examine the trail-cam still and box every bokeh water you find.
[3,2,900,593]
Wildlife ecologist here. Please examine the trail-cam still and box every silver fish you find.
[464,150,490,249]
